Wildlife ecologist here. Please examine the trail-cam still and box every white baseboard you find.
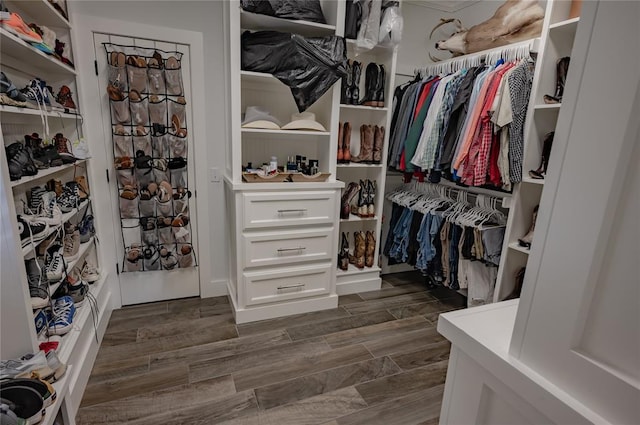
[201,279,229,298]
[336,278,382,295]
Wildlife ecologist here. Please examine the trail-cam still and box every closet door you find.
[511,2,640,423]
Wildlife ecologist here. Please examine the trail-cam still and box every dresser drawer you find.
[243,263,332,306]
[242,191,337,229]
[242,228,334,268]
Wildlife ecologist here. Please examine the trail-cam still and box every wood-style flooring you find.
[77,271,466,425]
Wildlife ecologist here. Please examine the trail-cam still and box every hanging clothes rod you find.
[415,38,539,76]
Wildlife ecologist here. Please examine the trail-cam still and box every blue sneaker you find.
[33,309,48,337]
[47,296,75,336]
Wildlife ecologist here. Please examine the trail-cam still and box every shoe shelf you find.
[22,199,90,256]
[336,163,384,168]
[340,104,389,112]
[0,27,76,77]
[10,160,86,189]
[549,17,580,34]
[508,241,530,255]
[345,39,396,55]
[522,176,545,186]
[64,237,95,275]
[240,9,336,37]
[340,215,378,223]
[54,272,109,365]
[3,0,71,29]
[534,103,562,110]
[0,104,81,121]
[336,263,381,276]
[241,128,331,137]
[39,364,72,425]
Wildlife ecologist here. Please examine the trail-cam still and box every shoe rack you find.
[0,1,116,422]
[493,0,581,301]
[336,41,398,294]
[224,0,344,323]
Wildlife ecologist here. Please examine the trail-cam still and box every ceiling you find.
[405,0,482,13]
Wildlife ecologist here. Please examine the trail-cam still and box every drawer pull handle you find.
[277,209,307,214]
[277,247,307,253]
[277,283,305,290]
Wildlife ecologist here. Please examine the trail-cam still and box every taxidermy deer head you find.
[429,0,544,61]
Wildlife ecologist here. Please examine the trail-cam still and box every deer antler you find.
[429,18,466,39]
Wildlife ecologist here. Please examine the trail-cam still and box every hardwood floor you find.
[77,271,466,425]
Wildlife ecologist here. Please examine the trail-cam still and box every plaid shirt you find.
[508,60,534,183]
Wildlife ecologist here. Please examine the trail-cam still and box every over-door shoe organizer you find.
[104,43,197,272]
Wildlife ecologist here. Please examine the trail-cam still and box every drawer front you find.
[242,228,334,268]
[242,191,337,229]
[243,263,332,306]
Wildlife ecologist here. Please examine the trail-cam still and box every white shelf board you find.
[549,17,580,32]
[65,237,95,273]
[340,104,389,112]
[56,272,108,364]
[340,215,378,223]
[41,365,72,425]
[535,103,562,110]
[0,28,76,76]
[11,160,86,189]
[240,10,336,36]
[346,38,396,55]
[22,199,90,256]
[508,241,530,255]
[336,163,384,168]
[522,176,545,186]
[241,128,330,137]
[4,0,71,29]
[1,103,81,120]
[337,263,381,277]
[226,175,344,191]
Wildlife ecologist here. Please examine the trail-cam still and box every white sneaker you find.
[62,228,80,262]
[81,261,100,283]
[70,137,91,159]
[46,246,65,282]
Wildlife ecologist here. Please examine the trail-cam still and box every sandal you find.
[120,185,137,200]
[171,114,181,133]
[157,180,173,203]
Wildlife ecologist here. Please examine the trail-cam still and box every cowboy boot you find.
[365,230,376,267]
[341,182,360,219]
[342,60,353,104]
[372,125,384,164]
[366,179,376,218]
[351,179,367,217]
[504,267,526,300]
[375,64,385,107]
[352,125,373,163]
[361,63,379,107]
[337,121,344,163]
[351,231,365,269]
[351,61,362,105]
[544,57,570,104]
[518,205,539,248]
[343,122,352,163]
[529,132,554,179]
[338,232,350,271]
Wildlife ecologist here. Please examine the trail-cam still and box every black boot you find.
[338,232,350,271]
[341,60,353,105]
[544,57,570,104]
[361,63,379,107]
[350,61,362,105]
[375,64,385,107]
[529,132,554,179]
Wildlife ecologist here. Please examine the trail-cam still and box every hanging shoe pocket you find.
[158,222,175,244]
[133,134,152,157]
[159,245,179,270]
[127,64,148,93]
[116,167,137,188]
[152,133,170,158]
[147,67,166,95]
[173,224,191,244]
[122,223,142,249]
[134,152,154,187]
[153,158,170,182]
[108,64,128,92]
[114,134,133,157]
[129,96,149,126]
[168,157,188,188]
[142,245,161,271]
[169,133,188,158]
[124,244,143,272]
[168,98,186,127]
[156,198,174,217]
[139,198,156,217]
[178,244,195,268]
[119,192,139,219]
[110,98,130,124]
[149,97,167,127]
[165,56,183,95]
[173,195,190,217]
[140,223,158,246]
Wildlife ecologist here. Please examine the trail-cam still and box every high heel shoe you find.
[529,131,554,179]
[341,182,360,220]
[544,57,570,104]
[338,232,350,271]
[518,205,539,248]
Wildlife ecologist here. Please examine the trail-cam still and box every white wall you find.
[72,0,229,295]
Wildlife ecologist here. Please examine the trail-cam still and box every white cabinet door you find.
[511,2,640,423]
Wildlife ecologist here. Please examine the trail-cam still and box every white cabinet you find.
[0,1,116,421]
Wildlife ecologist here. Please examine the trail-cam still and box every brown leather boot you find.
[341,182,360,220]
[351,231,365,269]
[337,121,344,163]
[518,205,539,248]
[365,230,376,267]
[343,122,351,163]
[352,124,373,163]
[338,232,349,271]
[372,125,384,164]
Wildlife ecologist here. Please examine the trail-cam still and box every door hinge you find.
[106,169,110,183]
[194,189,197,198]
[94,60,99,76]
[116,263,120,275]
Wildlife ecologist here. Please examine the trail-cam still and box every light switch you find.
[209,167,221,183]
